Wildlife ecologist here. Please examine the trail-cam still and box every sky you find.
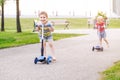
[4,0,113,17]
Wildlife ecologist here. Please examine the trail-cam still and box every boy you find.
[36,11,56,61]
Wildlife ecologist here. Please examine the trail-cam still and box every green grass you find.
[0,18,89,49]
[0,32,39,49]
[109,18,120,28]
[53,33,86,41]
[101,61,120,80]
[0,31,84,49]
[1,18,120,32]
[3,18,35,32]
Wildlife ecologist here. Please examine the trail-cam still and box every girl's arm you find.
[102,22,106,28]
[102,25,106,28]
[94,23,98,29]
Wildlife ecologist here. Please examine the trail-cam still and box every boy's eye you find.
[40,17,46,18]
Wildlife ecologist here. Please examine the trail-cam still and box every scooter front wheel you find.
[34,57,38,64]
[46,56,52,64]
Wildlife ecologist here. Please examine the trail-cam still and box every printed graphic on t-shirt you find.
[38,22,52,37]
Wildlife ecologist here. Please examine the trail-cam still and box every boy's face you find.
[39,14,48,24]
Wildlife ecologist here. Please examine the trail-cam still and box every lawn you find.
[109,18,120,28]
[100,61,120,80]
[0,31,84,49]
[3,18,89,32]
[1,18,120,32]
[0,18,91,49]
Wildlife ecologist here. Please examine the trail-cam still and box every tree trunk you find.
[1,2,4,31]
[16,0,22,32]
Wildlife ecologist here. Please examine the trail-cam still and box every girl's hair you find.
[97,16,103,20]
[38,11,48,18]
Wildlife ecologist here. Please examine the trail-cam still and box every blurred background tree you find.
[0,0,6,31]
[95,11,107,20]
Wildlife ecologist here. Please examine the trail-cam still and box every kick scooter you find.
[34,24,52,64]
[92,45,103,51]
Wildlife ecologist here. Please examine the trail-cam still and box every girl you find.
[95,16,109,47]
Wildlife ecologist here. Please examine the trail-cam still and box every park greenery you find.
[0,18,120,80]
[0,18,90,49]
[0,18,120,49]
[100,61,120,80]
[95,11,108,20]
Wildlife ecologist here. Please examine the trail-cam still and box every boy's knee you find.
[49,43,53,47]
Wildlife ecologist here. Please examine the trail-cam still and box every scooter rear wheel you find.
[34,57,38,64]
[92,47,95,51]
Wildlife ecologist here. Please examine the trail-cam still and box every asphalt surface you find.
[0,29,120,80]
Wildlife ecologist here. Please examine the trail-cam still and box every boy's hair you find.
[38,11,48,18]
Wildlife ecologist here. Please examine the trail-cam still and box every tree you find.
[0,0,22,32]
[95,11,107,20]
[0,0,6,31]
[16,0,22,32]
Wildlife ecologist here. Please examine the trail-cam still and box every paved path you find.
[0,29,120,80]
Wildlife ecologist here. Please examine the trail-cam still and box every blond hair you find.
[97,16,104,20]
[97,16,104,23]
[38,11,48,18]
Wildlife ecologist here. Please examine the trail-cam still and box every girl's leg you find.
[99,38,102,47]
[103,38,109,47]
[98,31,102,47]
[103,31,109,47]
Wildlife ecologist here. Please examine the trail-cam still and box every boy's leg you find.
[47,36,56,61]
[48,41,56,61]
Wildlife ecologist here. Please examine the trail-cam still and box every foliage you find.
[95,11,107,20]
[0,0,4,5]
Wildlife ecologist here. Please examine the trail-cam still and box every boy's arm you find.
[47,23,54,32]
[35,26,41,31]
[35,21,42,31]
[48,27,54,32]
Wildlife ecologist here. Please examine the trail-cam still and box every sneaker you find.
[52,57,56,61]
